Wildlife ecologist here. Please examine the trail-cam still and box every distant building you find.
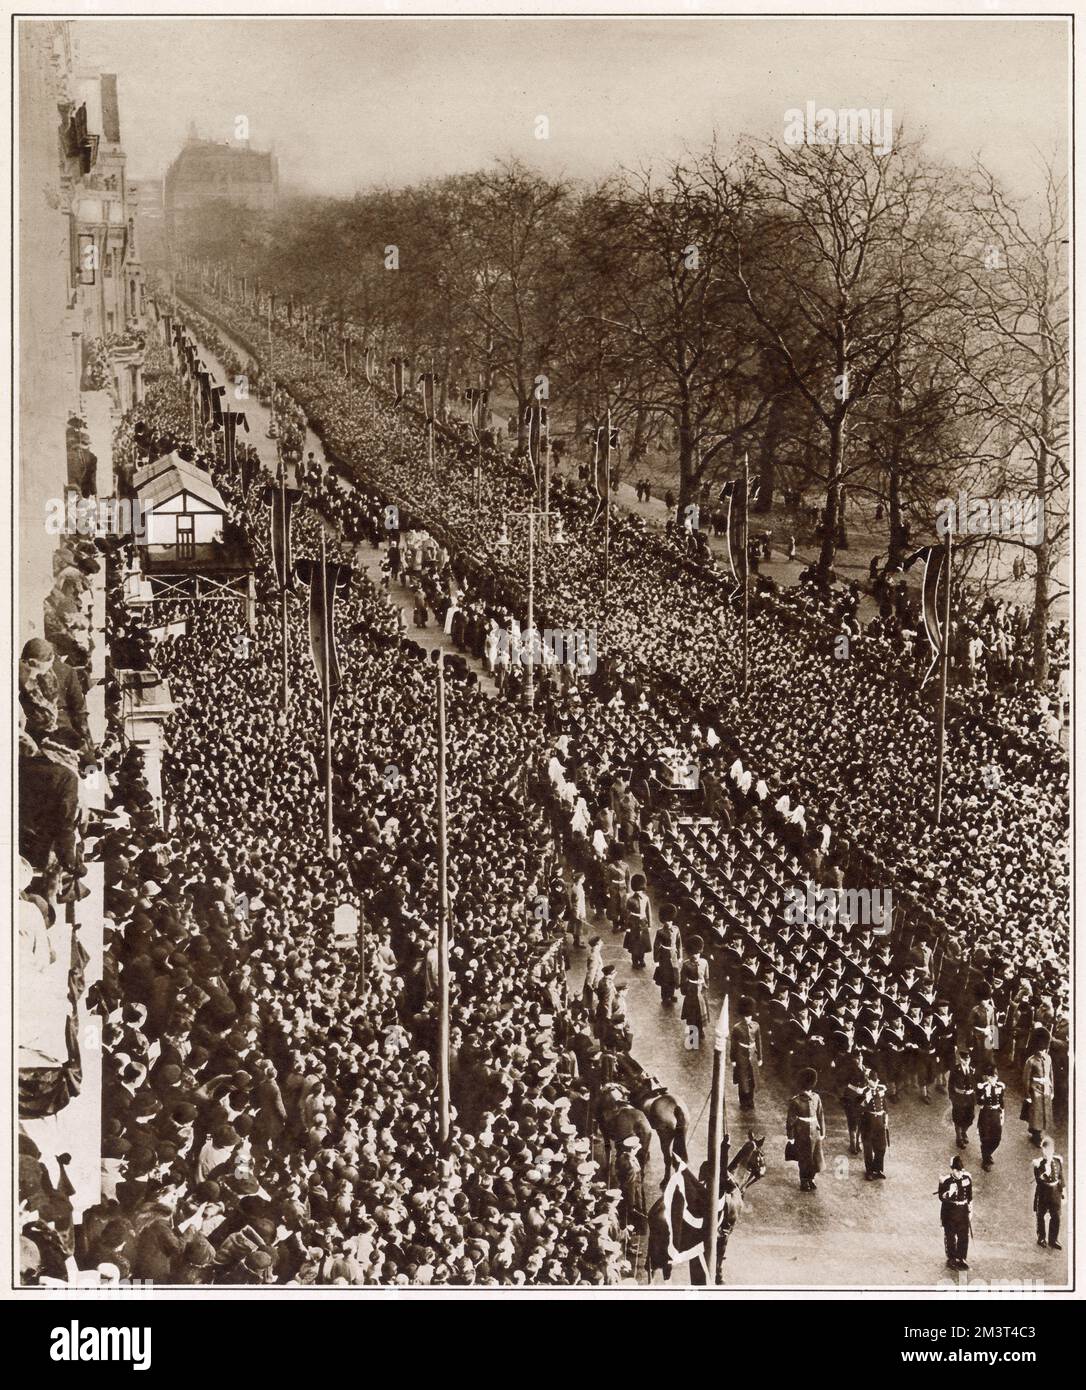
[164,132,279,243]
[130,175,166,264]
[71,69,145,341]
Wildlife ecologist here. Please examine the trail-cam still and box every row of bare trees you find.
[171,134,1067,682]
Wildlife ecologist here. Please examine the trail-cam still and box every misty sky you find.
[68,15,1068,198]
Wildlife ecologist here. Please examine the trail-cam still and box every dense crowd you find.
[17,362,655,1287]
[177,285,1069,1030]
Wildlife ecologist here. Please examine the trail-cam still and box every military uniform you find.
[878,1012,906,1100]
[1033,1154,1064,1248]
[652,921,682,1005]
[860,1082,890,1178]
[838,1053,868,1155]
[938,1167,973,1269]
[948,1057,976,1149]
[907,1007,938,1099]
[730,1014,763,1110]
[975,1076,1005,1170]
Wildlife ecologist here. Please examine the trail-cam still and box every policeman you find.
[1033,1137,1064,1250]
[938,1154,973,1270]
[975,1064,1005,1172]
[616,1134,647,1236]
[860,1078,890,1180]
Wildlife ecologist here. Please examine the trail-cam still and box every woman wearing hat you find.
[1022,1027,1054,1147]
[786,1068,826,1192]
[680,936,710,1047]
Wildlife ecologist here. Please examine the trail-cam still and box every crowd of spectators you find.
[177,286,1069,1033]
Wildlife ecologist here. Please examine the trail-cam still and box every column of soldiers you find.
[719,918,1067,1271]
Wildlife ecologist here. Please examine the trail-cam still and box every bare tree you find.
[937,160,1068,686]
[724,134,954,577]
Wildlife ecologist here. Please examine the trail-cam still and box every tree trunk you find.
[677,400,696,509]
[756,396,785,513]
[631,406,647,464]
[817,413,844,578]
[886,306,906,568]
[888,463,906,567]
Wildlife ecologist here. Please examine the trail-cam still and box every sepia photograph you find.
[7,2,1075,1325]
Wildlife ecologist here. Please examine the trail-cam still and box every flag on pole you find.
[295,557,352,707]
[262,480,303,591]
[196,369,213,423]
[392,357,407,405]
[719,478,761,601]
[466,385,489,438]
[590,419,618,517]
[420,371,439,423]
[524,405,548,490]
[657,1157,730,1280]
[224,410,249,479]
[903,545,947,687]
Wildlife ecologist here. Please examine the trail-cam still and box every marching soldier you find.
[878,1005,906,1102]
[1022,1027,1054,1148]
[932,996,956,1092]
[906,1002,937,1104]
[948,1050,976,1150]
[651,904,682,1006]
[860,1078,890,1180]
[1032,1137,1064,1250]
[856,1001,884,1082]
[937,1154,973,1271]
[969,984,997,1071]
[975,1064,1005,1172]
[839,1050,868,1156]
[730,995,763,1111]
[788,1000,817,1086]
[679,936,710,1049]
[767,984,791,1068]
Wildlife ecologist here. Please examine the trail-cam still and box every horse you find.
[596,1082,653,1173]
[625,1073,689,1172]
[646,1130,766,1283]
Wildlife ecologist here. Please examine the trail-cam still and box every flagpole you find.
[476,373,484,509]
[428,355,435,475]
[526,508,536,709]
[279,456,290,716]
[436,651,451,1146]
[704,996,730,1286]
[543,410,551,544]
[320,526,334,856]
[934,526,953,826]
[603,410,612,613]
[742,451,750,698]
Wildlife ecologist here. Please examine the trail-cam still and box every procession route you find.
[180,319,1069,1292]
